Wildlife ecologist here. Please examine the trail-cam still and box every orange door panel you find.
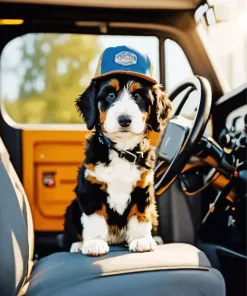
[22,129,160,232]
[36,164,79,217]
[22,130,89,231]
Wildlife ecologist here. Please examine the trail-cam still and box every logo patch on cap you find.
[115,51,137,66]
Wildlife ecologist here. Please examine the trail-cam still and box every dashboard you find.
[198,83,247,255]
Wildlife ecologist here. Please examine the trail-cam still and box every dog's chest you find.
[92,151,141,215]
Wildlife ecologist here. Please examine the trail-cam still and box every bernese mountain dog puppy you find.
[63,47,172,256]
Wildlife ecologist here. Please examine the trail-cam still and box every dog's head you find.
[76,74,172,136]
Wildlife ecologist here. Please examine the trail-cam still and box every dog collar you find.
[97,128,144,165]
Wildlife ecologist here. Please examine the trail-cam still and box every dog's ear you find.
[149,84,172,132]
[75,81,97,130]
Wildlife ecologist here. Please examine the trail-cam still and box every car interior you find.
[0,0,246,296]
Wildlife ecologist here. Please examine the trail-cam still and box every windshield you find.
[197,0,247,92]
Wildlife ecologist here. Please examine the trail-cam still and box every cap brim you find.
[92,70,158,85]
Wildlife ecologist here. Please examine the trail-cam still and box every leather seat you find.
[22,244,225,296]
[0,138,226,296]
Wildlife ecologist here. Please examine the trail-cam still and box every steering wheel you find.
[154,75,212,196]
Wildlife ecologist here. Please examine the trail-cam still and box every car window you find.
[0,33,159,124]
[165,39,197,117]
[165,39,193,93]
[164,39,212,137]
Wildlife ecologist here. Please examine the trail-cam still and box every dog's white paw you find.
[70,241,83,253]
[129,237,157,253]
[82,239,109,256]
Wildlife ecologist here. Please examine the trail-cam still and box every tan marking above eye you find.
[129,82,141,93]
[109,79,120,91]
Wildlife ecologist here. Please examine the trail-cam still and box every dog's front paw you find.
[82,239,109,256]
[129,237,157,253]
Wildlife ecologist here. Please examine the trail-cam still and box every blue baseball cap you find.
[92,45,158,84]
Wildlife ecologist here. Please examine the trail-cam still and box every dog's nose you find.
[118,114,132,127]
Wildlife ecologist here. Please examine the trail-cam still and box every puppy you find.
[63,74,172,256]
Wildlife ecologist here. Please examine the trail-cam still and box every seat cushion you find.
[23,244,225,296]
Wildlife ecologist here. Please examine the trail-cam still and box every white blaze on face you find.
[103,87,145,134]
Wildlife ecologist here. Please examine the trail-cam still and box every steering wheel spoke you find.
[157,116,192,162]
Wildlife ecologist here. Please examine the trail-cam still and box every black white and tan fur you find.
[63,74,172,256]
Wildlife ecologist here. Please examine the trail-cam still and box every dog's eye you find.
[107,93,115,100]
[134,93,142,102]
